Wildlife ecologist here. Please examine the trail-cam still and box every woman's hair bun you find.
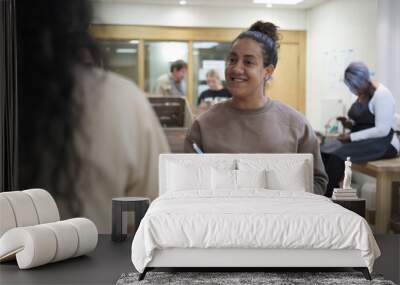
[249,21,280,47]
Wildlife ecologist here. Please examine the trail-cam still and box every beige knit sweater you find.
[184,99,328,194]
[71,66,170,233]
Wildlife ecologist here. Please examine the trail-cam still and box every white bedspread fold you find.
[131,190,380,273]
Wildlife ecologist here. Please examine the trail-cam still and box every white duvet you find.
[131,190,380,273]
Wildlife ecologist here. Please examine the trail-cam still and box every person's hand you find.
[336,117,353,129]
[337,133,351,143]
[196,102,209,114]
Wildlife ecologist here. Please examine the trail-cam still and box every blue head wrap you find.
[344,62,371,95]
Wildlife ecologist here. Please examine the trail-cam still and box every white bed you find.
[131,154,380,280]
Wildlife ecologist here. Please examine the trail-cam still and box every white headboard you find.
[159,154,314,195]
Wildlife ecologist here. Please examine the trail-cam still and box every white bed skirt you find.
[148,248,366,268]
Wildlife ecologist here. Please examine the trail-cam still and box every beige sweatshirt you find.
[184,99,328,194]
[72,66,170,233]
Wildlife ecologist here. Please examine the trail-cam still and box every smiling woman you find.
[225,22,278,109]
[184,21,328,195]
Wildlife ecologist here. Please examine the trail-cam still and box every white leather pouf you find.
[67,218,98,257]
[0,196,17,237]
[0,218,98,269]
[0,189,60,238]
[23,189,59,224]
[0,191,39,227]
[0,190,97,269]
[42,221,79,262]
[0,226,57,269]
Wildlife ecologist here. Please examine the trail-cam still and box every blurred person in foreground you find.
[17,0,170,233]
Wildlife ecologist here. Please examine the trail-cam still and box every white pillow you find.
[212,169,237,190]
[237,158,308,192]
[236,169,267,189]
[211,169,267,190]
[167,163,212,191]
[266,163,306,191]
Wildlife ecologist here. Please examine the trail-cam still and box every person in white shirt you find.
[322,62,399,197]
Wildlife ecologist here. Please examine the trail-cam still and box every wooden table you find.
[353,157,400,234]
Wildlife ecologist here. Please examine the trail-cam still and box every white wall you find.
[306,0,378,131]
[93,3,307,30]
[93,1,380,131]
[377,0,400,113]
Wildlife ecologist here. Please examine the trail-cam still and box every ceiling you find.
[94,0,329,10]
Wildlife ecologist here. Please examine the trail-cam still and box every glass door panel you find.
[144,41,188,95]
[98,39,139,84]
[192,42,231,106]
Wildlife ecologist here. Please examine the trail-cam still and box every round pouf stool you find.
[111,197,150,242]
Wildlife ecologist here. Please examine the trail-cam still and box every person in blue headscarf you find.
[321,62,399,197]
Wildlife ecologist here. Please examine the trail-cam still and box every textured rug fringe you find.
[116,271,395,285]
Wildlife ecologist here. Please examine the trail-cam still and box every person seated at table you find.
[321,62,399,197]
[197,69,231,107]
[184,21,328,195]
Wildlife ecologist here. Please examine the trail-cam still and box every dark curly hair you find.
[17,0,102,216]
[234,21,281,68]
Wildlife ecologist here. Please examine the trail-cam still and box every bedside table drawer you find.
[332,199,366,218]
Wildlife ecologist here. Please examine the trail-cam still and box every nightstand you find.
[112,197,150,242]
[332,198,366,218]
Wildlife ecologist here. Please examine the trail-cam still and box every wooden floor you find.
[374,234,400,284]
[0,235,399,284]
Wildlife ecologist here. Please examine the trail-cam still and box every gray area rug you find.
[116,272,396,285]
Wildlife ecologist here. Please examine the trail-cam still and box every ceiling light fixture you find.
[179,0,187,5]
[193,42,219,49]
[253,0,303,5]
[116,48,137,54]
[266,3,273,8]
